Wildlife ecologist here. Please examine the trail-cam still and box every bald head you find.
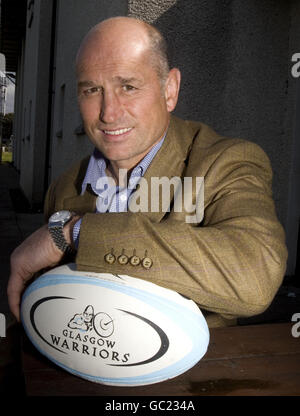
[76,16,170,83]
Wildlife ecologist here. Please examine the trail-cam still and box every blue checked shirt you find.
[72,135,165,248]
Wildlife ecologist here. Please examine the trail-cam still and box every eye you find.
[122,84,136,92]
[83,86,101,96]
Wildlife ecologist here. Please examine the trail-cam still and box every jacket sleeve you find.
[74,140,288,320]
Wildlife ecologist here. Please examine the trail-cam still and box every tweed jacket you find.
[44,116,288,328]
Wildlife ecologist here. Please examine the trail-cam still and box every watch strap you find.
[49,224,76,255]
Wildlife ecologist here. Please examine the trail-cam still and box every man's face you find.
[77,32,176,171]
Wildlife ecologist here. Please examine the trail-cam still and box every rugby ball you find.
[21,263,209,386]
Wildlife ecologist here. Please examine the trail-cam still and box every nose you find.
[100,90,123,124]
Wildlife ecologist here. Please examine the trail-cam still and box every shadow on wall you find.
[155,0,233,128]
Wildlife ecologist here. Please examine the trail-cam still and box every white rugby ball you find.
[21,263,209,386]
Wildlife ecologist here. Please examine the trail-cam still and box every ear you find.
[164,68,181,113]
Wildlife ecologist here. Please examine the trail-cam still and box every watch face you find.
[50,210,71,224]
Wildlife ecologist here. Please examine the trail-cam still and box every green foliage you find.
[1,113,14,140]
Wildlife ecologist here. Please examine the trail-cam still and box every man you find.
[8,17,287,327]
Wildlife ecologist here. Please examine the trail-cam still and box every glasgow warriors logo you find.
[29,296,169,367]
[68,305,114,338]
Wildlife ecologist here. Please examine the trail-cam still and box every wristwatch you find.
[48,210,76,255]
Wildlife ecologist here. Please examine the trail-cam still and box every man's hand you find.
[7,224,66,321]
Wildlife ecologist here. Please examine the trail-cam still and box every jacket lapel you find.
[128,116,195,222]
[63,184,97,214]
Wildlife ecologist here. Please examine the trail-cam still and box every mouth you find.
[102,127,133,137]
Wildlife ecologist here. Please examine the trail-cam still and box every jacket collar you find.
[134,115,193,222]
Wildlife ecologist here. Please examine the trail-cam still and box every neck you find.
[106,164,129,187]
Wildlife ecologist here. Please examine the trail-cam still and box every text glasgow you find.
[50,329,130,362]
